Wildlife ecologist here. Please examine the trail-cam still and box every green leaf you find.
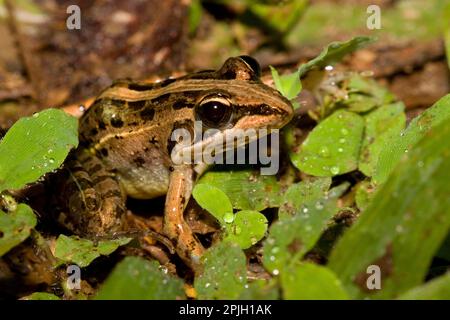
[188,0,202,34]
[347,74,396,108]
[374,94,450,184]
[238,279,279,300]
[225,210,268,249]
[195,241,247,299]
[444,1,450,70]
[0,109,78,192]
[0,204,37,256]
[354,181,375,212]
[281,263,349,300]
[298,36,376,77]
[249,0,308,35]
[262,183,348,273]
[198,169,282,211]
[96,256,184,300]
[359,102,406,177]
[55,235,131,268]
[279,177,331,219]
[398,273,450,300]
[328,117,450,299]
[270,66,302,101]
[290,110,364,177]
[192,183,233,223]
[21,292,61,300]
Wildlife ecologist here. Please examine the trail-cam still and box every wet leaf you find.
[225,210,268,249]
[281,263,348,300]
[290,110,364,177]
[298,36,376,77]
[359,102,406,177]
[198,169,282,211]
[329,117,450,299]
[279,177,331,219]
[354,181,375,212]
[192,184,233,223]
[238,279,279,300]
[262,183,348,274]
[96,256,184,300]
[0,109,78,192]
[54,235,131,268]
[374,94,450,184]
[195,241,247,299]
[0,204,37,257]
[398,273,450,300]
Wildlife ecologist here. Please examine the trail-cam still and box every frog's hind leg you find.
[59,149,127,237]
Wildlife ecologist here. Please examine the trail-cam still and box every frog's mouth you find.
[170,127,275,166]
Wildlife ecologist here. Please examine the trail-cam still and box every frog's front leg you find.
[163,164,205,272]
[60,149,127,237]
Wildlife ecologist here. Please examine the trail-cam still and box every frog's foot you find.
[59,149,127,236]
[163,165,205,273]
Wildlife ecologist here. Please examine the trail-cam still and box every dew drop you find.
[223,212,234,224]
[272,269,280,276]
[271,247,280,254]
[269,255,276,261]
[319,146,330,158]
[341,128,349,135]
[205,283,211,288]
[338,147,344,153]
[330,166,340,175]
[339,138,346,144]
[315,201,324,210]
[302,207,309,213]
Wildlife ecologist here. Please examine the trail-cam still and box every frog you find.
[57,56,293,272]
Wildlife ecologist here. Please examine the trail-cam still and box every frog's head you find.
[171,56,294,167]
[191,55,293,131]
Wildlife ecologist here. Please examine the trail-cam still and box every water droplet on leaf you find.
[330,166,340,175]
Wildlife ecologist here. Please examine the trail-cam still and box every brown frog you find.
[58,56,293,272]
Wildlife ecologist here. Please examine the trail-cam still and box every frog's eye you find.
[238,55,261,78]
[196,96,233,128]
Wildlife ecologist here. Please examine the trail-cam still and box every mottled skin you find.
[59,56,293,272]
